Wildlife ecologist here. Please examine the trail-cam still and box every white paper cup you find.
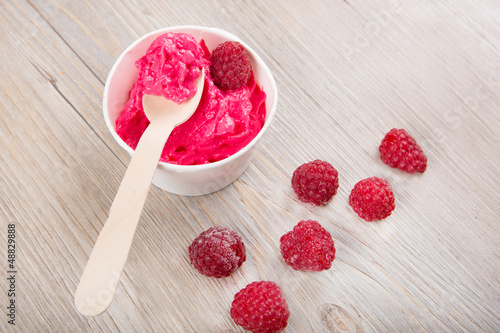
[103,26,277,196]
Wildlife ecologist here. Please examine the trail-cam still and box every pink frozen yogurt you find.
[115,32,267,165]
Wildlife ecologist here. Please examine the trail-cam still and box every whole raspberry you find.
[209,41,252,90]
[291,160,339,206]
[188,226,246,278]
[230,281,290,333]
[379,128,427,173]
[349,177,395,222]
[280,220,336,271]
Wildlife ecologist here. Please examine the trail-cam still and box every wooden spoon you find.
[75,69,205,316]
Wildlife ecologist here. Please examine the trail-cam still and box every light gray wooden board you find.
[0,0,499,331]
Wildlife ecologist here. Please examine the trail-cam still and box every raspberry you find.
[349,177,395,221]
[379,128,427,174]
[210,41,252,90]
[280,220,336,271]
[230,281,290,333]
[291,160,339,206]
[188,226,246,278]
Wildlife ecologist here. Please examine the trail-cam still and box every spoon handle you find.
[74,117,174,316]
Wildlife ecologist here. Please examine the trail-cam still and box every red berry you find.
[291,160,339,206]
[230,281,290,333]
[280,220,336,271]
[188,227,246,278]
[349,177,395,221]
[379,128,427,173]
[209,41,252,90]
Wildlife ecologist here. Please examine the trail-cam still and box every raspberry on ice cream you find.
[280,220,336,271]
[115,32,267,165]
[230,281,290,333]
[291,160,339,206]
[349,177,395,221]
[210,41,252,90]
[188,226,246,278]
[379,128,427,173]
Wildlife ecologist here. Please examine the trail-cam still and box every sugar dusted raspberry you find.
[188,226,246,278]
[291,160,339,206]
[280,220,336,271]
[349,177,395,222]
[379,128,427,174]
[209,41,252,90]
[230,281,290,333]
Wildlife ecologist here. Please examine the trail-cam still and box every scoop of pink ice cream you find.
[115,32,266,165]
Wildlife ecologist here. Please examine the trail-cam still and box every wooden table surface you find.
[1,0,499,332]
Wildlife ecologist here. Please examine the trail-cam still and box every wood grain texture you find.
[0,0,499,332]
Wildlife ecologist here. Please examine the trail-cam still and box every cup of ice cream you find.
[103,26,277,196]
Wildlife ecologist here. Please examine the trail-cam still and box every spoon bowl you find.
[143,70,204,126]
